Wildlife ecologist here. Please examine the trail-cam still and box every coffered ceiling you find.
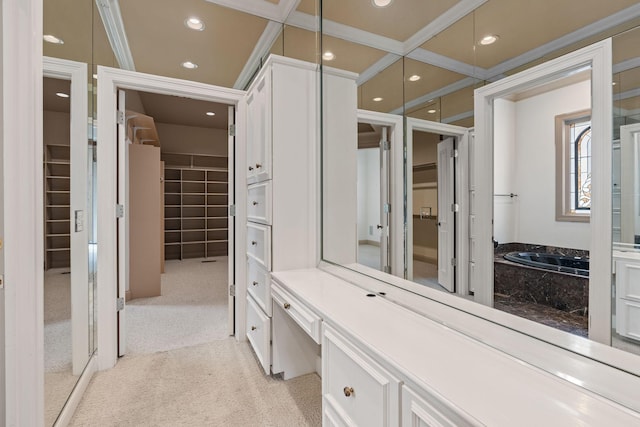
[43,0,640,127]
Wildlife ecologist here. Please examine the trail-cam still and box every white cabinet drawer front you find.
[401,385,481,427]
[246,295,271,375]
[323,396,354,427]
[322,325,400,427]
[247,259,271,316]
[247,222,271,270]
[246,72,272,185]
[247,181,272,225]
[616,260,640,301]
[616,299,640,342]
[271,283,321,344]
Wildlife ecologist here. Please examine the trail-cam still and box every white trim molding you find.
[95,0,136,71]
[2,0,44,424]
[356,109,404,277]
[96,66,247,370]
[473,39,613,344]
[234,21,283,90]
[43,56,90,377]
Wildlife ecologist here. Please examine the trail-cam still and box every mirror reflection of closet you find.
[43,0,99,423]
[43,76,75,425]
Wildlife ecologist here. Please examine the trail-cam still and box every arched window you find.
[572,123,591,211]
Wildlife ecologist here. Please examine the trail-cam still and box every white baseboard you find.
[413,253,437,264]
[53,354,97,427]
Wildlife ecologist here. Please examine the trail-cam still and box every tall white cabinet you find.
[244,55,319,374]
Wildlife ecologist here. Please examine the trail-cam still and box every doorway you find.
[117,89,235,356]
[406,118,471,298]
[96,67,246,370]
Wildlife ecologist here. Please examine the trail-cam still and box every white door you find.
[379,127,391,273]
[227,105,235,335]
[117,89,127,356]
[437,137,455,292]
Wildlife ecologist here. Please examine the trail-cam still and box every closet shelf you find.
[164,162,228,260]
[46,219,70,223]
[46,176,71,180]
[46,248,70,252]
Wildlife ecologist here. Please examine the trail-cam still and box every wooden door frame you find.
[96,66,246,370]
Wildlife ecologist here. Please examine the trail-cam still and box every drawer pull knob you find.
[252,281,259,286]
[283,302,291,309]
[252,201,258,206]
[343,387,354,397]
[251,241,257,246]
[255,163,262,169]
[248,166,254,171]
[251,326,257,331]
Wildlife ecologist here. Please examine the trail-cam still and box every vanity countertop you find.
[272,268,640,426]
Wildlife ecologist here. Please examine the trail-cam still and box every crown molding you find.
[406,48,487,79]
[205,0,301,23]
[356,53,402,86]
[234,21,283,89]
[485,2,640,79]
[390,76,479,115]
[614,87,640,102]
[95,0,135,71]
[403,0,487,53]
[613,56,640,74]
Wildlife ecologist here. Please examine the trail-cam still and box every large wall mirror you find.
[321,0,640,407]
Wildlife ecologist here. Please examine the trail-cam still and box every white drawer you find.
[616,260,640,302]
[247,222,271,270]
[247,259,271,316]
[616,298,640,342]
[246,295,271,375]
[323,395,352,427]
[247,181,272,225]
[322,325,400,427]
[401,385,481,427]
[272,282,321,344]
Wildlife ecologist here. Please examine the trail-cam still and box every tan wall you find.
[412,131,439,165]
[124,90,146,114]
[412,131,439,262]
[156,123,228,156]
[43,111,70,146]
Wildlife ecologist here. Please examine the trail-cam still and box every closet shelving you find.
[44,143,71,269]
[162,152,228,260]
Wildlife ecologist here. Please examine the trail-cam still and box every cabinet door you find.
[246,71,271,184]
[322,325,400,427]
[401,385,481,427]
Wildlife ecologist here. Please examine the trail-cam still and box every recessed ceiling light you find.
[185,17,205,31]
[479,35,499,46]
[373,97,383,102]
[372,0,393,7]
[56,92,70,98]
[612,82,617,86]
[205,112,216,116]
[93,73,98,79]
[181,61,198,69]
[43,34,64,45]
[322,51,335,61]
[408,75,421,82]
[427,109,437,114]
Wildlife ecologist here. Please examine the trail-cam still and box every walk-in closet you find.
[122,89,232,356]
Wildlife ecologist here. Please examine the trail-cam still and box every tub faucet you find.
[493,238,499,249]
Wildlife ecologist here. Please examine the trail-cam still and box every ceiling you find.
[43,0,640,127]
[43,78,71,113]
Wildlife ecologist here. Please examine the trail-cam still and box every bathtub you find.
[503,251,589,277]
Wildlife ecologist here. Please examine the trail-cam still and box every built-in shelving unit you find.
[44,144,71,269]
[162,152,228,260]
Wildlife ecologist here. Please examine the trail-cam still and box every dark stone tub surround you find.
[494,243,589,316]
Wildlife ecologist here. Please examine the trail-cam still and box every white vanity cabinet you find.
[615,254,640,341]
[322,325,401,427]
[243,55,321,375]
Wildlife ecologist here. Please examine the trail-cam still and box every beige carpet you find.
[70,339,322,426]
[126,257,230,355]
[44,268,78,427]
